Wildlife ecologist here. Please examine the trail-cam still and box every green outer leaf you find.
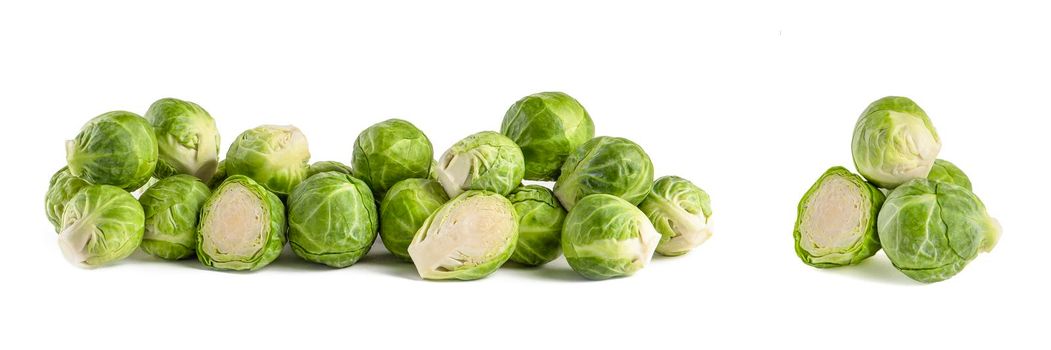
[562,194,659,280]
[878,179,1000,283]
[139,175,211,260]
[436,131,524,197]
[206,160,228,190]
[851,96,941,189]
[144,98,220,181]
[378,178,448,261]
[507,184,566,266]
[45,166,91,233]
[793,166,884,268]
[58,185,145,267]
[196,175,286,271]
[554,136,654,210]
[226,125,310,196]
[66,111,158,190]
[287,172,378,268]
[927,159,972,191]
[500,91,595,181]
[307,160,354,178]
[408,190,518,280]
[352,119,433,199]
[639,175,713,257]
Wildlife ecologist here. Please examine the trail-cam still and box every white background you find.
[2,1,1048,349]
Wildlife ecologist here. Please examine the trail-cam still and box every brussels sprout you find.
[639,176,713,257]
[45,167,91,233]
[307,161,353,178]
[226,125,311,196]
[436,131,524,197]
[144,98,220,180]
[66,111,158,190]
[554,136,654,210]
[206,160,228,190]
[196,175,286,271]
[793,167,884,267]
[138,175,211,260]
[852,96,941,189]
[927,159,972,190]
[500,92,595,181]
[562,194,660,280]
[507,185,566,266]
[287,172,378,268]
[878,179,1000,283]
[57,185,144,267]
[352,119,433,199]
[379,178,449,261]
[408,190,518,280]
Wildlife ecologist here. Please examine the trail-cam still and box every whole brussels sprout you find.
[436,131,524,198]
[139,175,211,260]
[66,111,158,190]
[45,167,91,233]
[379,178,449,261]
[307,160,353,178]
[852,96,941,189]
[206,160,228,190]
[196,175,286,271]
[878,179,1000,283]
[554,136,654,210]
[927,159,972,190]
[500,92,595,181]
[507,185,566,266]
[144,98,220,181]
[226,125,310,197]
[408,190,518,280]
[639,176,713,257]
[562,194,660,280]
[352,119,433,199]
[793,167,884,267]
[287,172,378,268]
[57,185,145,267]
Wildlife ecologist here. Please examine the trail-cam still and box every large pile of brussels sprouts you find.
[46,93,713,280]
[793,96,1001,283]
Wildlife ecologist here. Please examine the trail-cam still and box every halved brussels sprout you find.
[352,119,433,199]
[226,125,310,196]
[66,111,158,190]
[287,172,378,268]
[196,175,286,271]
[878,179,1000,283]
[139,175,211,260]
[507,185,566,266]
[639,176,713,257]
[927,159,972,190]
[144,98,220,180]
[407,190,518,280]
[562,194,661,280]
[554,136,654,210]
[45,167,91,233]
[500,92,595,181]
[379,178,449,261]
[852,96,941,189]
[793,167,884,267]
[307,160,353,178]
[206,160,228,190]
[57,185,144,267]
[436,131,524,198]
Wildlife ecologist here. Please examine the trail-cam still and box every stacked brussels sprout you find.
[793,96,1001,283]
[45,92,712,280]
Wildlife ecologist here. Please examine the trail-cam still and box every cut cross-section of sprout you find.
[407,190,518,280]
[196,175,285,271]
[639,176,713,256]
[793,166,884,267]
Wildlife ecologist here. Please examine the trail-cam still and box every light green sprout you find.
[435,131,524,198]
[206,160,228,190]
[226,125,311,196]
[307,161,354,178]
[408,190,518,280]
[927,159,972,190]
[852,96,941,189]
[352,119,433,199]
[144,98,220,180]
[66,111,158,190]
[45,167,91,233]
[139,175,211,260]
[379,178,449,261]
[507,185,566,266]
[500,91,595,181]
[287,172,378,268]
[562,194,661,280]
[554,136,653,210]
[57,185,145,267]
[196,175,286,271]
[793,166,884,267]
[639,176,713,257]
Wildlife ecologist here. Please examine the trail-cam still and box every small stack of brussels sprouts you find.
[45,92,713,280]
[793,96,1001,283]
